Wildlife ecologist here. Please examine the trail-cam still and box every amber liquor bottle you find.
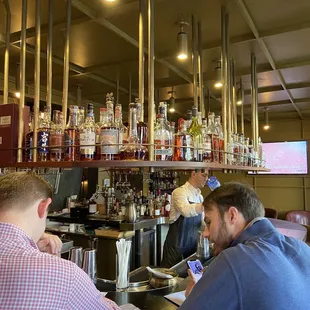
[64,105,79,161]
[50,110,64,162]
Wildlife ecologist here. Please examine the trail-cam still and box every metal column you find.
[198,21,205,118]
[192,15,198,109]
[251,53,258,150]
[240,77,244,134]
[46,0,53,112]
[62,0,72,125]
[33,0,41,162]
[17,0,27,162]
[221,7,228,164]
[139,0,145,120]
[232,60,237,133]
[228,58,232,140]
[147,0,155,161]
[3,0,11,104]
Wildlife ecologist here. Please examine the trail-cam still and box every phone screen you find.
[187,259,203,274]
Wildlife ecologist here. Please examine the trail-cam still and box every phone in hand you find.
[187,259,203,275]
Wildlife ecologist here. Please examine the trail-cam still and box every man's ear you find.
[38,198,52,219]
[227,206,239,224]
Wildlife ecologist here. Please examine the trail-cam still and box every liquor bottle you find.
[244,137,250,167]
[257,137,263,167]
[95,108,105,160]
[214,116,224,164]
[50,110,64,162]
[206,112,219,163]
[64,105,79,161]
[37,106,51,162]
[233,133,240,165]
[120,103,146,161]
[173,118,194,161]
[188,106,203,162]
[78,106,85,126]
[79,103,96,161]
[186,109,192,128]
[115,102,128,145]
[136,98,148,145]
[100,93,119,160]
[248,139,254,167]
[154,111,172,161]
[238,134,245,166]
[24,110,34,162]
[202,118,212,163]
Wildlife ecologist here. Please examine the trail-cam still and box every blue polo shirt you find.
[180,218,310,310]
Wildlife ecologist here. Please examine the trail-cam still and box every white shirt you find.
[169,181,204,222]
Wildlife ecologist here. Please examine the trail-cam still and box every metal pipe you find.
[129,72,132,103]
[62,0,71,126]
[240,77,244,134]
[46,0,53,112]
[147,0,154,161]
[228,58,232,141]
[17,0,27,162]
[232,60,238,133]
[77,85,82,106]
[192,15,198,109]
[3,0,11,104]
[255,58,259,146]
[251,53,257,150]
[198,20,205,118]
[116,71,120,104]
[139,0,145,121]
[33,0,41,162]
[221,7,228,164]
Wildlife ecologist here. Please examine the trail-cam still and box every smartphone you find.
[207,176,221,191]
[187,259,203,275]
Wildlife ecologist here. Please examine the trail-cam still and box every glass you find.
[80,103,96,161]
[116,239,132,292]
[37,106,51,162]
[214,116,224,164]
[115,102,128,145]
[50,110,64,162]
[136,98,148,145]
[100,93,119,160]
[173,118,194,161]
[206,112,219,163]
[120,103,146,160]
[188,106,203,162]
[64,105,79,161]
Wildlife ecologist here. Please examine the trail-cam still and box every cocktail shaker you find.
[82,248,97,284]
[68,246,83,268]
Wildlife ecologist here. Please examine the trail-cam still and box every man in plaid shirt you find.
[0,171,120,310]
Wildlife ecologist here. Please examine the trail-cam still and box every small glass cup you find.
[116,253,130,292]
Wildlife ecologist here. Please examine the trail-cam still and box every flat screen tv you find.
[255,141,308,175]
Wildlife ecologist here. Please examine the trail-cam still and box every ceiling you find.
[0,0,310,123]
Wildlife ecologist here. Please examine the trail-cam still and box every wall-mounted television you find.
[255,141,308,175]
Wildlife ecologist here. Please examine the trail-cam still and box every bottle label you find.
[155,139,172,157]
[155,209,160,216]
[50,133,64,153]
[100,129,119,155]
[37,131,50,154]
[80,132,96,155]
[25,134,33,161]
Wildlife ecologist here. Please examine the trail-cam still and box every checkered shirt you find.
[0,222,120,310]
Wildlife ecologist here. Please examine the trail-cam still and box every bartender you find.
[161,169,208,268]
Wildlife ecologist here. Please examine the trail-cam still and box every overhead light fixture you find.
[263,107,270,130]
[177,20,189,60]
[214,60,222,88]
[168,89,176,113]
[106,0,115,2]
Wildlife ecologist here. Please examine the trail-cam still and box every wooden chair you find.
[264,208,278,219]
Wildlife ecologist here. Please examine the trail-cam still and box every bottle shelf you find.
[0,160,270,172]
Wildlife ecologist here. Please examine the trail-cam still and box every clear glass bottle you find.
[186,109,192,129]
[64,105,79,161]
[206,112,219,163]
[136,98,148,145]
[173,118,194,161]
[258,137,263,167]
[37,106,51,162]
[79,103,96,161]
[50,110,64,162]
[244,137,250,167]
[238,134,245,166]
[95,108,105,160]
[78,106,85,126]
[188,106,203,162]
[24,110,34,162]
[214,116,224,164]
[115,102,128,145]
[154,110,172,161]
[100,93,119,160]
[120,103,146,161]
[233,133,240,165]
[201,118,212,163]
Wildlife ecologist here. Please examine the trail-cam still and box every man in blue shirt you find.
[181,182,310,310]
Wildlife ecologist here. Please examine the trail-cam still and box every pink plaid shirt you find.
[0,223,120,310]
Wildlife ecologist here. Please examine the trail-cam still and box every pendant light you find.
[177,20,189,60]
[214,60,222,88]
[263,107,270,130]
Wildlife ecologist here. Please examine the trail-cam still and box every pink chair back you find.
[285,211,310,226]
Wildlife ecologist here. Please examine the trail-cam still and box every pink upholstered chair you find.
[285,211,310,226]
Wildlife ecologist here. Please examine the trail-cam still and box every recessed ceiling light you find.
[15,92,20,98]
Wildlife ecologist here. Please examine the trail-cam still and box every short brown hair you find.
[203,182,264,222]
[0,172,52,210]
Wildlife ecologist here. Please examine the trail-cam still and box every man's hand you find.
[37,233,62,256]
[185,269,203,298]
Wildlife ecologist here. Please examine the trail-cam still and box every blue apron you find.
[161,201,202,268]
